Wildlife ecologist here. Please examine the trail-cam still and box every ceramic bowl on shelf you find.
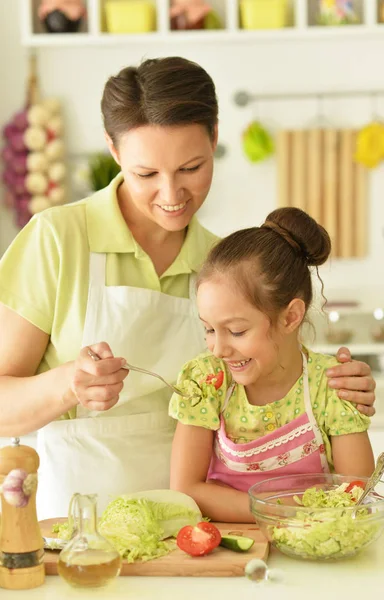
[371,325,384,343]
[105,0,156,34]
[325,329,354,344]
[249,473,384,561]
[239,0,288,30]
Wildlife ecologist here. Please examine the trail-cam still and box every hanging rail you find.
[234,89,384,107]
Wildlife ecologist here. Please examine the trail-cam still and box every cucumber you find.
[220,534,255,553]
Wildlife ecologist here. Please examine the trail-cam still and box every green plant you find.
[88,152,121,191]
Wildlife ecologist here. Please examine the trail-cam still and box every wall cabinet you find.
[20,0,384,46]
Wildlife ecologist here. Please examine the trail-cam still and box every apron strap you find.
[302,351,317,419]
[79,252,108,418]
[221,381,236,414]
[188,273,199,321]
[188,272,197,301]
[89,252,107,287]
[188,272,207,348]
[301,350,330,472]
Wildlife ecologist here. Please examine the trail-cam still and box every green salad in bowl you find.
[249,473,384,561]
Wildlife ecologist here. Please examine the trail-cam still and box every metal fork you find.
[87,348,199,401]
[352,452,384,517]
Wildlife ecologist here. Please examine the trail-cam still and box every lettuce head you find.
[52,489,202,563]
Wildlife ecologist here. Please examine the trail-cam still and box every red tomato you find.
[345,480,365,494]
[204,370,224,390]
[176,522,222,557]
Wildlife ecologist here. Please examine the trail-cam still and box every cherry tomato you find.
[204,370,224,390]
[345,480,365,494]
[176,522,222,557]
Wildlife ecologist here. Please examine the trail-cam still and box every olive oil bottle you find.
[58,493,121,588]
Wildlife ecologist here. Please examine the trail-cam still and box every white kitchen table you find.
[5,538,384,600]
[2,432,384,600]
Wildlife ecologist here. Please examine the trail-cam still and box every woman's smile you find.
[156,199,190,216]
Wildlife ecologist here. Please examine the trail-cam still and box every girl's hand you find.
[70,342,129,412]
[326,347,376,417]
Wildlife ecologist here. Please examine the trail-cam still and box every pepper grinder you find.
[0,438,45,590]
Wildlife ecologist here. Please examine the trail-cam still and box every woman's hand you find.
[326,347,376,417]
[70,342,129,412]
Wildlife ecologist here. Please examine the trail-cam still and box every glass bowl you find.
[249,473,384,561]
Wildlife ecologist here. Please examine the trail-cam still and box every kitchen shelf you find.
[311,343,384,356]
[309,286,384,317]
[304,293,384,410]
[20,0,384,47]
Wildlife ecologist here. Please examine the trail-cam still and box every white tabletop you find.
[6,538,384,600]
[2,432,384,599]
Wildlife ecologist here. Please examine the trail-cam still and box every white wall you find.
[1,2,384,295]
[0,0,26,252]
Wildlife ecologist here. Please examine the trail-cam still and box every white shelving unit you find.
[302,286,384,426]
[20,0,384,46]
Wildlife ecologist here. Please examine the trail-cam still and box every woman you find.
[0,57,376,519]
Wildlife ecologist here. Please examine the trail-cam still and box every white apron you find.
[36,252,206,519]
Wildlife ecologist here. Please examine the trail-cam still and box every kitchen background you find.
[1,0,384,454]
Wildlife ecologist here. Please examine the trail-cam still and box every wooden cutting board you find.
[40,519,269,577]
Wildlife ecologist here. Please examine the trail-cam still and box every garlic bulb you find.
[26,172,48,195]
[27,151,48,173]
[47,116,63,136]
[48,185,66,205]
[24,126,47,151]
[45,139,64,161]
[28,105,50,127]
[0,468,37,508]
[29,195,51,214]
[48,161,66,182]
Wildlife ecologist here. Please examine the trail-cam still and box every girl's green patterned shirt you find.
[169,347,370,470]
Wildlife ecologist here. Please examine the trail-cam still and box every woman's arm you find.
[0,304,78,435]
[0,304,128,436]
[331,432,375,477]
[326,347,376,416]
[170,422,254,522]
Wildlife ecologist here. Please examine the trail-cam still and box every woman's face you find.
[107,124,216,232]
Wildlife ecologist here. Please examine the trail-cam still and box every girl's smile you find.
[225,358,252,372]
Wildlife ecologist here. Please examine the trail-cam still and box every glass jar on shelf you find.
[371,308,384,343]
[324,310,354,345]
[316,1,360,26]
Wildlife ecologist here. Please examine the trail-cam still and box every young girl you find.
[169,207,374,523]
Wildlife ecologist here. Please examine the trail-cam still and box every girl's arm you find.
[331,432,375,477]
[170,422,254,523]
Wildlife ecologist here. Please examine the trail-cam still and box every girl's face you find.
[106,124,216,232]
[197,276,292,387]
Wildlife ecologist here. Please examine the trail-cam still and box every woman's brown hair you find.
[101,57,218,145]
[198,207,331,323]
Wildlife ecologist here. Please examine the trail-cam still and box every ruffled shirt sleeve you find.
[324,386,370,436]
[169,352,230,430]
[307,349,370,438]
